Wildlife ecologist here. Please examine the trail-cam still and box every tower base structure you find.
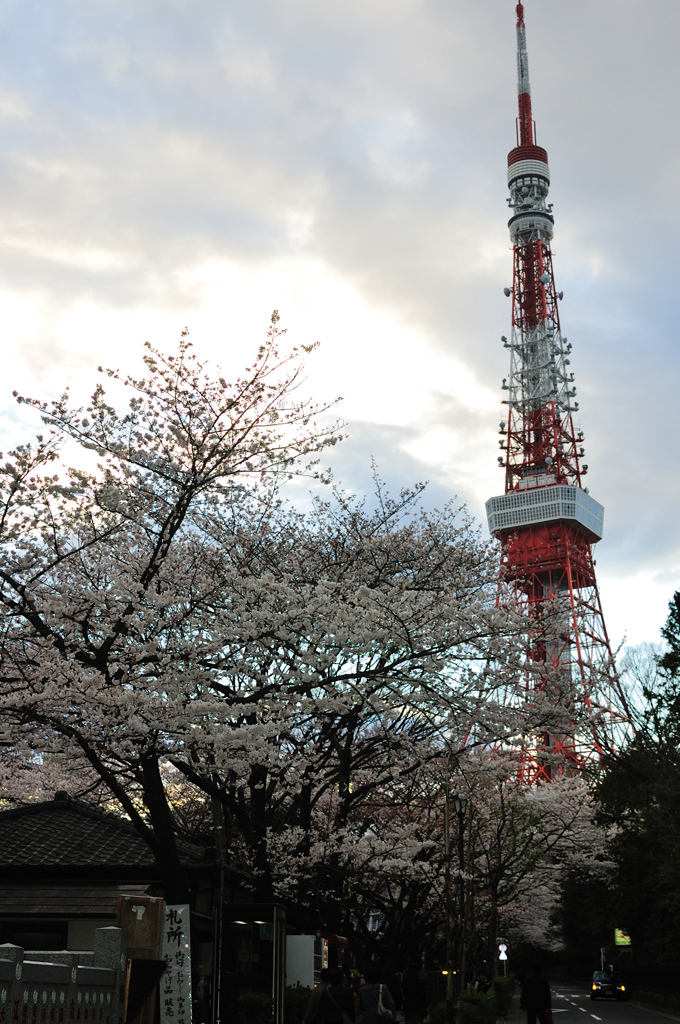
[496,519,627,784]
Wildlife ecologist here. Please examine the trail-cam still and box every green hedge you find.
[493,975,515,1017]
[234,986,313,1024]
[235,990,272,1024]
[428,990,496,1024]
[427,1001,448,1024]
[460,990,497,1024]
[286,984,314,1023]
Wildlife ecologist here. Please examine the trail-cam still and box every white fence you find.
[0,927,126,1024]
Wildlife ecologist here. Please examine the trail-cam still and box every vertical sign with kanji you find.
[160,904,192,1024]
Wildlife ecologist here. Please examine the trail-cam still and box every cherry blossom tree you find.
[0,743,106,808]
[0,316,541,955]
[0,316,340,900]
[455,760,610,966]
[166,479,527,901]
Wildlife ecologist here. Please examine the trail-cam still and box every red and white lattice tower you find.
[485,2,629,783]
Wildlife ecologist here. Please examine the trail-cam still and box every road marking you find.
[579,1008,587,1013]
[591,1016,602,1021]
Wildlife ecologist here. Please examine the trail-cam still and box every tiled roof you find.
[0,797,203,869]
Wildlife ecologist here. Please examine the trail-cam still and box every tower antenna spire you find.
[516,1,534,145]
[485,3,632,782]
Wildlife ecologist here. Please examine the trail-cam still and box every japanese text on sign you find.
[160,904,192,1024]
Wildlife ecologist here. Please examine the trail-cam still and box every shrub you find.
[428,991,496,1024]
[235,990,272,1024]
[493,975,515,1017]
[285,984,314,1023]
[428,1001,448,1024]
[233,984,313,1023]
[460,989,497,1024]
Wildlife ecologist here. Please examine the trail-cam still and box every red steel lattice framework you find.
[485,2,630,783]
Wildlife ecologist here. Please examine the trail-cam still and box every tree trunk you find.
[140,754,192,904]
[249,763,273,902]
[488,896,498,980]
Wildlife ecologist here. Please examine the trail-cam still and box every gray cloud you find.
[0,0,677,641]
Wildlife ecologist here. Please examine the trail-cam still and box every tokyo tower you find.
[485,1,628,782]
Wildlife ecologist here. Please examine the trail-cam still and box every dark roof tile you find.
[0,799,203,869]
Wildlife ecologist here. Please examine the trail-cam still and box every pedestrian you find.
[303,968,331,1024]
[520,962,552,1024]
[358,966,396,1023]
[401,964,426,1024]
[474,970,490,993]
[319,967,356,1023]
[389,972,404,1022]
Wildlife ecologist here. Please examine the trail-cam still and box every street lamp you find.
[445,791,470,1024]
[452,794,468,817]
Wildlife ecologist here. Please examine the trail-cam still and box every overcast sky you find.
[0,0,678,649]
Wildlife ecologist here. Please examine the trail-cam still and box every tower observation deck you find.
[486,2,630,782]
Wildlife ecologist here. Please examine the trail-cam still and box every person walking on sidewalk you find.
[520,963,552,1024]
[319,968,356,1023]
[358,966,396,1023]
[303,969,331,1024]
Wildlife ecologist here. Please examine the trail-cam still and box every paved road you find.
[508,984,676,1024]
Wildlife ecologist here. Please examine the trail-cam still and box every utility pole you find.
[452,794,468,1009]
[444,788,455,1024]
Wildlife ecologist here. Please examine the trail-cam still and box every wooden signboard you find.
[117,895,166,1024]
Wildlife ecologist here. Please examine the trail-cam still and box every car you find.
[590,971,627,1001]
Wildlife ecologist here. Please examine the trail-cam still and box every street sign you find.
[498,943,507,953]
[161,904,192,1024]
[614,928,631,947]
[498,952,508,961]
